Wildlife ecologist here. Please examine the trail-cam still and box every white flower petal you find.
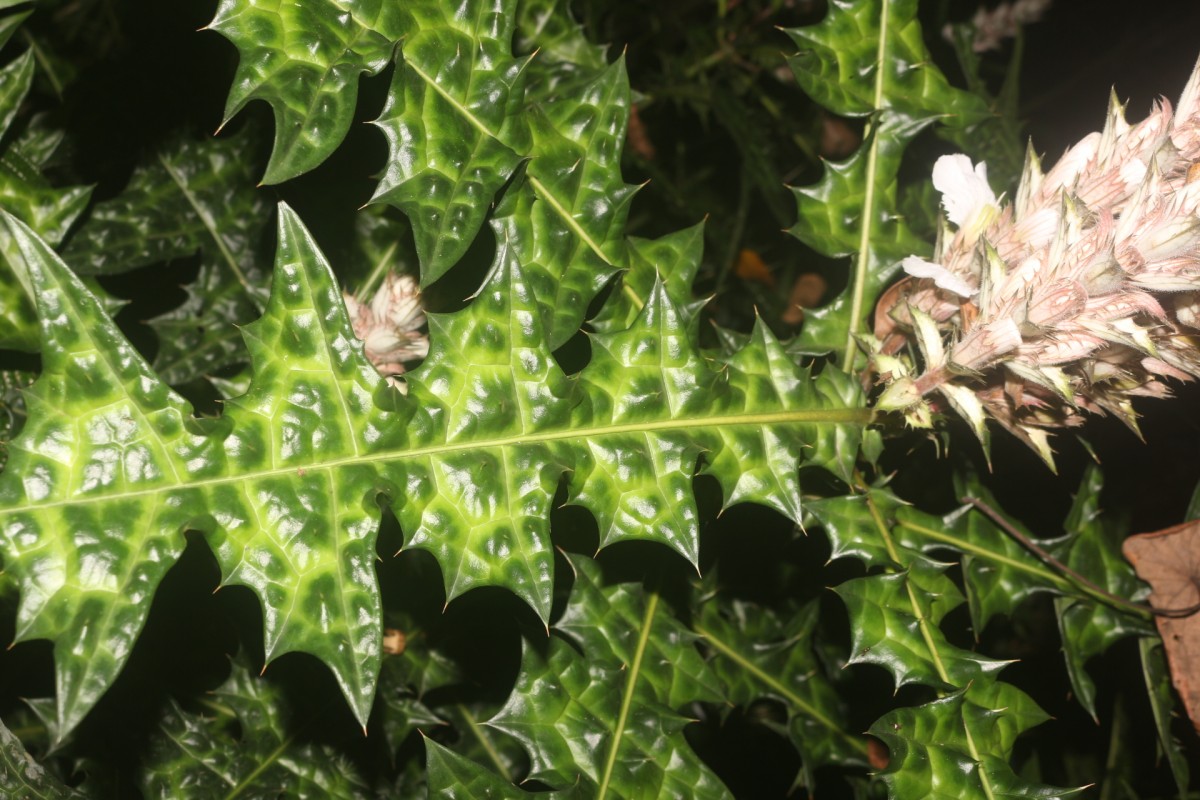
[901,256,976,298]
[932,154,998,232]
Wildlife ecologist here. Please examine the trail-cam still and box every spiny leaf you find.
[513,0,607,72]
[589,222,705,336]
[0,45,92,353]
[375,615,462,753]
[870,691,1075,800]
[0,715,81,799]
[0,204,868,741]
[811,485,1068,798]
[694,597,868,789]
[835,555,1009,690]
[208,0,408,184]
[214,0,637,337]
[425,737,583,799]
[904,475,1067,633]
[0,50,34,139]
[139,660,370,799]
[488,556,729,798]
[783,0,989,365]
[1139,637,1191,796]
[62,132,273,385]
[1051,466,1153,721]
[370,0,532,281]
[488,56,637,347]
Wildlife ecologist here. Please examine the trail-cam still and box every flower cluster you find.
[945,0,1052,54]
[873,58,1200,465]
[343,271,429,391]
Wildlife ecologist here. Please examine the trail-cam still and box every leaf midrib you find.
[597,590,658,799]
[4,406,872,514]
[695,622,869,757]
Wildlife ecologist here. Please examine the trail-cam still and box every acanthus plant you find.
[0,0,1196,798]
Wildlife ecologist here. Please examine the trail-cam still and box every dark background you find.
[3,0,1200,796]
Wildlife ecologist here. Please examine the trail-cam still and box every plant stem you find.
[961,497,1200,620]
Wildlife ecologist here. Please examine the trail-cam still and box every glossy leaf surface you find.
[208,0,407,184]
[694,597,867,787]
[0,716,81,799]
[0,201,867,742]
[0,45,92,352]
[871,691,1074,800]
[140,661,370,799]
[783,0,988,364]
[425,737,582,799]
[63,133,273,385]
[810,486,1069,798]
[1051,467,1153,720]
[489,557,729,798]
[371,0,531,281]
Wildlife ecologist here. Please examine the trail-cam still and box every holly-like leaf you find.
[488,556,729,797]
[140,660,370,799]
[0,203,868,742]
[489,56,637,347]
[0,715,82,799]
[1052,467,1153,721]
[208,0,408,184]
[812,484,1070,798]
[513,0,607,72]
[808,489,904,568]
[62,132,273,385]
[871,691,1075,800]
[0,47,92,353]
[0,50,34,139]
[370,0,532,281]
[694,597,868,788]
[900,476,1068,634]
[835,556,1009,690]
[589,222,705,336]
[1139,637,1192,795]
[425,737,583,799]
[783,0,989,365]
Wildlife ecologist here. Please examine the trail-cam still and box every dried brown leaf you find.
[1124,521,1200,733]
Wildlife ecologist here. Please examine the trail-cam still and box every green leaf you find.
[488,556,730,798]
[63,133,270,278]
[440,702,529,785]
[513,0,607,72]
[208,0,408,184]
[370,0,532,281]
[213,0,638,343]
[900,479,1068,633]
[489,56,637,347]
[1139,637,1190,797]
[1051,467,1153,721]
[835,555,1009,690]
[813,485,1070,797]
[0,50,34,140]
[783,0,989,366]
[63,132,273,384]
[375,616,462,752]
[140,660,370,799]
[0,81,92,352]
[589,222,705,336]
[0,203,869,741]
[871,691,1075,800]
[694,597,868,787]
[807,489,904,568]
[0,11,31,52]
[425,737,583,799]
[0,715,82,799]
